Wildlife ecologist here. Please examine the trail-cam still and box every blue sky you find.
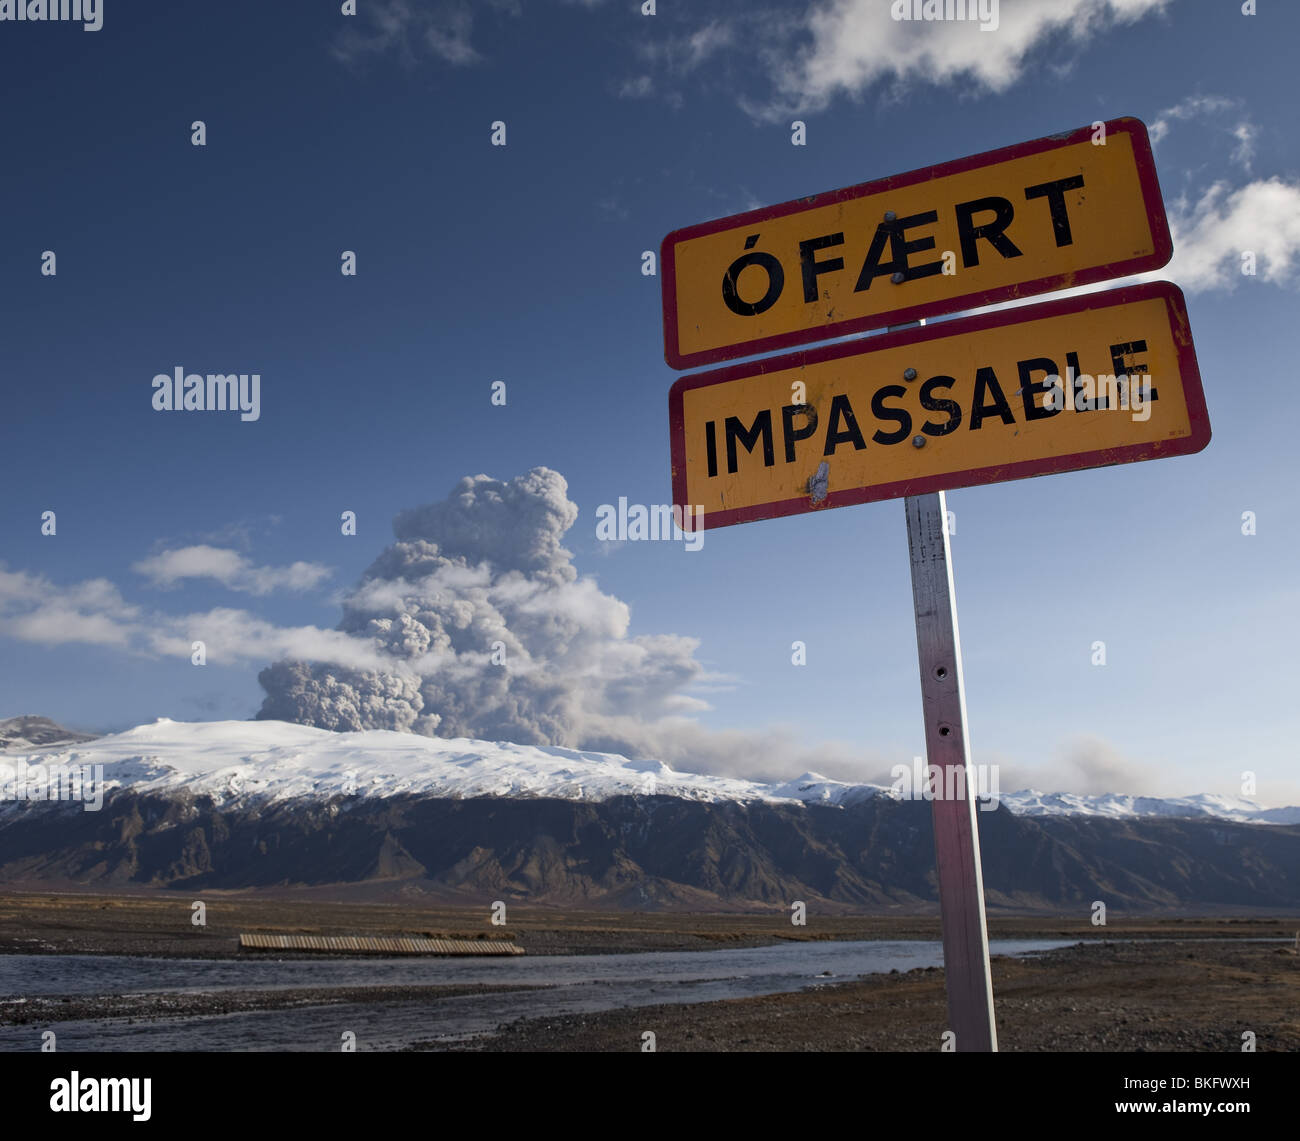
[2,0,1299,803]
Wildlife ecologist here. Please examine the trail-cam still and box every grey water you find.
[0,938,1071,1052]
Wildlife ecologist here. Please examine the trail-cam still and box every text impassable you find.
[668,281,1209,528]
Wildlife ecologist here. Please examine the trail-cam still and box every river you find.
[0,938,1072,1051]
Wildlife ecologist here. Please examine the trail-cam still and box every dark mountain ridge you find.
[2,790,1297,912]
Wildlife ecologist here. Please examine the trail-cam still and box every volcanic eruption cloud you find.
[256,468,861,780]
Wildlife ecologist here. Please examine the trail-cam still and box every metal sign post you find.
[904,489,997,1052]
[886,311,996,1054]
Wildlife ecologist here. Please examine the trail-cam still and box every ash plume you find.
[257,469,710,755]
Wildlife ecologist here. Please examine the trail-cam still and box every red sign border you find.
[669,280,1210,529]
[660,117,1173,371]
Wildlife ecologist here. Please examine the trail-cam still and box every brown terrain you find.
[462,939,1300,1052]
[1,890,1297,1051]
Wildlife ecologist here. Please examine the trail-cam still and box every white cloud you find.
[617,74,654,99]
[332,0,520,67]
[1230,122,1257,171]
[1149,94,1257,171]
[0,569,140,649]
[133,546,332,596]
[1148,94,1238,143]
[751,0,1174,119]
[1165,178,1300,291]
[0,562,376,671]
[636,18,738,78]
[141,609,398,671]
[680,21,735,68]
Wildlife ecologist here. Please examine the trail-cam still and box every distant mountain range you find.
[2,718,1297,910]
[3,717,1296,824]
[0,715,97,752]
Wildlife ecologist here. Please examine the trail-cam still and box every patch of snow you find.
[1,720,1295,823]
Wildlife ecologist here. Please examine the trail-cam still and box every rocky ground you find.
[0,982,541,1029]
[1,890,1296,1051]
[2,888,1293,957]
[448,938,1300,1052]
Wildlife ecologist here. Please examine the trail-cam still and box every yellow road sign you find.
[669,281,1209,527]
[661,118,1171,369]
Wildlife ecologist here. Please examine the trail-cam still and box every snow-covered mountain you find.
[3,717,1296,825]
[4,718,1298,909]
[996,789,1300,826]
[0,715,97,752]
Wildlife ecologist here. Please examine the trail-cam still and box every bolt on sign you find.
[669,281,1209,528]
[660,117,1171,370]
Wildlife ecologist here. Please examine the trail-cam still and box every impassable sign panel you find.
[661,117,1171,370]
[669,281,1209,528]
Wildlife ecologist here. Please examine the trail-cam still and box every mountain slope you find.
[2,717,1295,824]
[0,715,98,752]
[1,790,1297,911]
[4,719,1298,910]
